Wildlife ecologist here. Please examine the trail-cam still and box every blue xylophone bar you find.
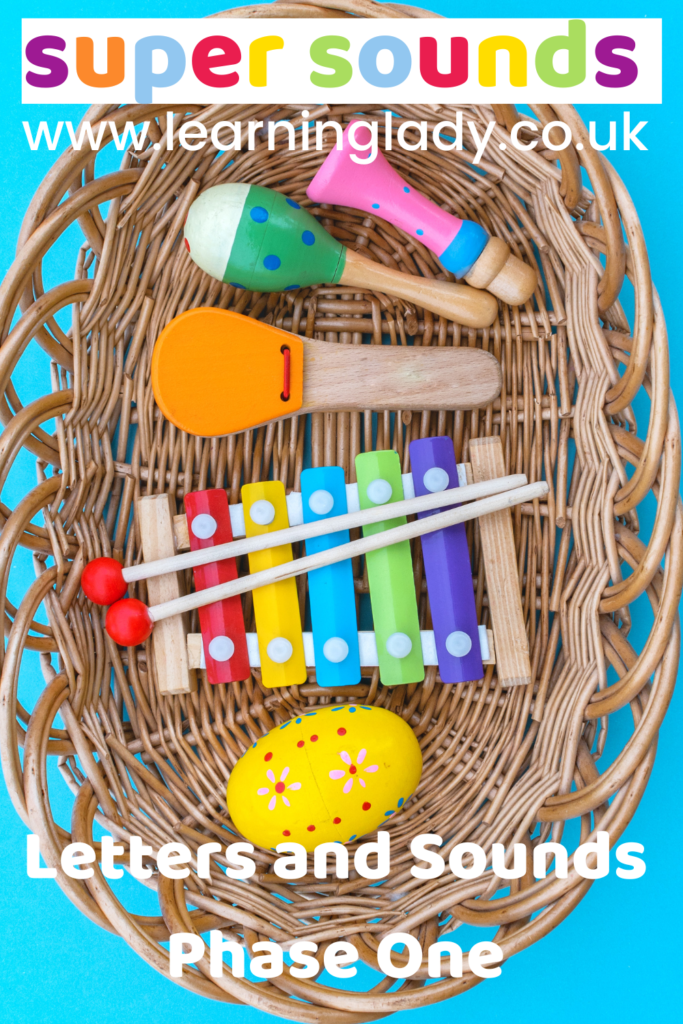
[300,467,361,687]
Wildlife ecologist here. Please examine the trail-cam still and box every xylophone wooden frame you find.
[0,1,680,1017]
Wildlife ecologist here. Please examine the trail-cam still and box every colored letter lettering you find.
[478,36,527,87]
[193,35,241,88]
[249,36,284,87]
[535,19,586,88]
[310,36,352,88]
[25,35,68,88]
[595,36,638,88]
[419,37,468,88]
[76,37,125,88]
[358,35,411,88]
[134,35,186,103]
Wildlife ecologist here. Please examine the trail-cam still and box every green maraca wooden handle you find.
[339,248,498,329]
[184,184,498,329]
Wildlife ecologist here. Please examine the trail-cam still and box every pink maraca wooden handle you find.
[464,237,538,308]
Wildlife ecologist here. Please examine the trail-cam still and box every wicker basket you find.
[1,1,680,1018]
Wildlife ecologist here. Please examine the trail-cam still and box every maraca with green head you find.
[183,183,498,329]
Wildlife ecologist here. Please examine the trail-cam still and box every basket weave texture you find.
[0,1,680,1017]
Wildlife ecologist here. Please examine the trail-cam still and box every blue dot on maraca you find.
[404,186,410,193]
[285,284,300,291]
[263,255,281,271]
[250,206,268,223]
[286,198,300,209]
[372,203,380,209]
[230,282,246,289]
[301,230,315,246]
[416,229,424,236]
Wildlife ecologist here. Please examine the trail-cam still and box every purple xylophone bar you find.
[409,436,484,684]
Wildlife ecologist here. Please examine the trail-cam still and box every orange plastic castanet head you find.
[151,308,304,437]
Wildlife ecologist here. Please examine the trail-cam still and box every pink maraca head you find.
[307,121,480,270]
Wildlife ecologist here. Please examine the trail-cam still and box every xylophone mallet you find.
[81,473,529,606]
[103,481,549,647]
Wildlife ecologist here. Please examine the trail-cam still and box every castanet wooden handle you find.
[339,248,499,329]
[302,340,502,413]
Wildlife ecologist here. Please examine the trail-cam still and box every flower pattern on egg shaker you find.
[329,748,379,793]
[257,766,302,810]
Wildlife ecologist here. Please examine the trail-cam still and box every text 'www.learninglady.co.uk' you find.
[21,110,648,165]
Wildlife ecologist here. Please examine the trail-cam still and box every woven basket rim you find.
[0,1,680,1018]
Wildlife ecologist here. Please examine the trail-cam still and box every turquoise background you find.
[1,3,680,1022]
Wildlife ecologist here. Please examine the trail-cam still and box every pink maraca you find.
[308,122,536,307]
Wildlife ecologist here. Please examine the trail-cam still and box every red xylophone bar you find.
[185,489,249,684]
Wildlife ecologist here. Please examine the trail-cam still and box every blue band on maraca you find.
[438,220,489,279]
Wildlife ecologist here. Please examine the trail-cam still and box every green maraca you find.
[183,183,498,329]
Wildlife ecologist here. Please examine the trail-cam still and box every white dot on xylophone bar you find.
[267,637,293,663]
[386,632,412,659]
[423,467,450,493]
[208,635,235,662]
[308,489,334,515]
[366,478,393,505]
[323,637,349,663]
[250,499,276,525]
[445,631,472,657]
[191,513,218,539]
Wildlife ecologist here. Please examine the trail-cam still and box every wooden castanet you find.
[151,308,502,437]
[307,121,538,307]
[183,183,499,328]
[103,481,548,646]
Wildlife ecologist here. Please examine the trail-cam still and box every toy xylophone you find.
[84,439,541,695]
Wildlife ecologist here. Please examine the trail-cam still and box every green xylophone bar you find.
[355,450,424,686]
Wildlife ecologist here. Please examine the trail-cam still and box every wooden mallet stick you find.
[82,472,528,605]
[104,481,548,645]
